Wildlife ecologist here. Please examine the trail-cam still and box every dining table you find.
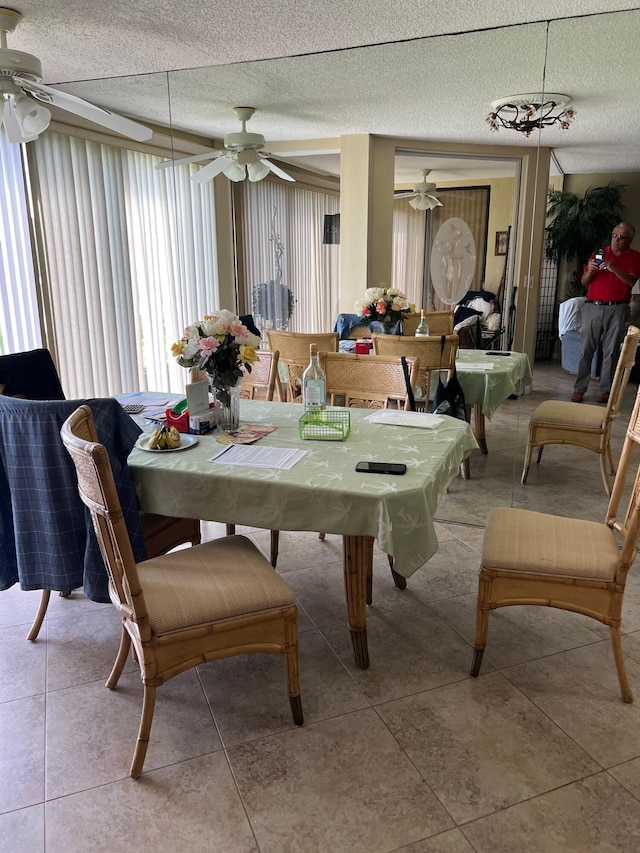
[455,349,532,454]
[128,400,478,669]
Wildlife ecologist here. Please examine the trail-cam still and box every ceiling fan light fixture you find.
[12,93,50,136]
[223,161,247,182]
[247,160,270,182]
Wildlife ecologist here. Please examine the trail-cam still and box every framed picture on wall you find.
[495,231,508,256]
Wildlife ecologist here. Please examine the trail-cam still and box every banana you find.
[166,427,181,448]
[147,428,161,450]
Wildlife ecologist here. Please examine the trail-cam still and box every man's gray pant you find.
[574,302,629,394]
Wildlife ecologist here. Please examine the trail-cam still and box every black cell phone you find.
[595,249,604,266]
[355,461,407,475]
[487,351,510,356]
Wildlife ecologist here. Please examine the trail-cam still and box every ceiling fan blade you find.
[2,102,39,143]
[261,157,296,182]
[394,191,416,199]
[191,154,235,183]
[21,80,152,142]
[156,150,220,170]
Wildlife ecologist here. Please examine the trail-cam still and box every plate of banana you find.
[136,426,198,452]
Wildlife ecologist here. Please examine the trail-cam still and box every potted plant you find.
[545,181,626,296]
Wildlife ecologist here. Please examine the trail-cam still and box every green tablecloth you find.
[456,350,532,419]
[129,401,478,578]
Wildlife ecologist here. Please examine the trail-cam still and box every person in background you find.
[572,223,640,404]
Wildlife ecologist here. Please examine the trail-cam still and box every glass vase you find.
[208,377,241,433]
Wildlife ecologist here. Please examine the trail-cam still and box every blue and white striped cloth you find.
[0,397,147,603]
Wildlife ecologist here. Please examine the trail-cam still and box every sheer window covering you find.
[240,180,340,334]
[0,127,42,355]
[392,199,426,308]
[28,132,218,397]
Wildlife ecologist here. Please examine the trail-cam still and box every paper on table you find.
[117,392,184,420]
[458,363,493,371]
[363,410,443,429]
[209,443,308,470]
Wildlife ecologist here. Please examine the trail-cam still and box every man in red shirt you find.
[572,223,640,403]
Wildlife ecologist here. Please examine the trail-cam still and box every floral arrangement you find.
[171,309,261,397]
[354,285,414,330]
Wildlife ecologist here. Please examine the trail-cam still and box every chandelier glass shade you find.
[486,93,575,138]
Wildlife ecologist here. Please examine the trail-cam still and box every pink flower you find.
[199,336,220,357]
[376,300,387,315]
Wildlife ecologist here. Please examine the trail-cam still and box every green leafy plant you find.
[546,181,626,295]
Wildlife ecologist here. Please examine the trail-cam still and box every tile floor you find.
[3,361,640,852]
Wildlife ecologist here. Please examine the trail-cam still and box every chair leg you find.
[284,615,303,726]
[599,454,612,496]
[106,627,132,689]
[470,581,490,677]
[27,590,51,641]
[610,625,633,703]
[130,683,157,778]
[226,523,236,536]
[318,533,326,540]
[270,529,280,568]
[536,445,544,464]
[521,440,534,485]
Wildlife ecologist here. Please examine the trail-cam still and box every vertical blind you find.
[28,132,219,397]
[0,127,42,355]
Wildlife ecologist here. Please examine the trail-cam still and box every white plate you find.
[136,434,199,453]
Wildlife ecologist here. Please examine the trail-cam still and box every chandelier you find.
[486,94,576,138]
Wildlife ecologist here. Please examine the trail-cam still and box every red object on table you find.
[355,340,372,354]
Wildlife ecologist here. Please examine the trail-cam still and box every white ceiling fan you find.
[157,107,295,184]
[0,7,152,144]
[395,169,444,210]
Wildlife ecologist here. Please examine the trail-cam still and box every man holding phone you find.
[571,223,640,404]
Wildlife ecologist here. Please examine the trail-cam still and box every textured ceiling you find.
[6,1,640,180]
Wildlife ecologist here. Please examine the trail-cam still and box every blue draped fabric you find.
[0,397,147,602]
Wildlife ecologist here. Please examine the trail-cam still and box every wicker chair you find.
[265,330,339,402]
[319,351,418,410]
[61,404,303,778]
[402,311,454,337]
[189,349,281,401]
[471,384,640,703]
[521,325,640,495]
[371,333,458,407]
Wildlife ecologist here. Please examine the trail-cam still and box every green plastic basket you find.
[299,410,351,441]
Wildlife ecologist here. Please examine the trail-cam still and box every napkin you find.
[363,411,443,429]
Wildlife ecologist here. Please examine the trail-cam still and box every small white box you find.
[188,409,217,434]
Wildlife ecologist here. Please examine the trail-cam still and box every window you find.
[27,132,219,396]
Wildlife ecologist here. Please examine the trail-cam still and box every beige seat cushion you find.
[138,535,295,635]
[482,507,620,581]
[530,400,607,430]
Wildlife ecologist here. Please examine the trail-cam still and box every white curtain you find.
[392,199,426,309]
[240,180,340,334]
[29,132,218,397]
[0,127,42,354]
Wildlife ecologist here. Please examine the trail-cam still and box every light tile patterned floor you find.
[3,362,640,852]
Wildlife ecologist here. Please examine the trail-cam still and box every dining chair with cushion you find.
[265,330,339,402]
[471,384,640,703]
[61,404,303,778]
[319,351,418,410]
[402,310,454,337]
[0,393,200,640]
[521,325,640,495]
[371,333,458,408]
